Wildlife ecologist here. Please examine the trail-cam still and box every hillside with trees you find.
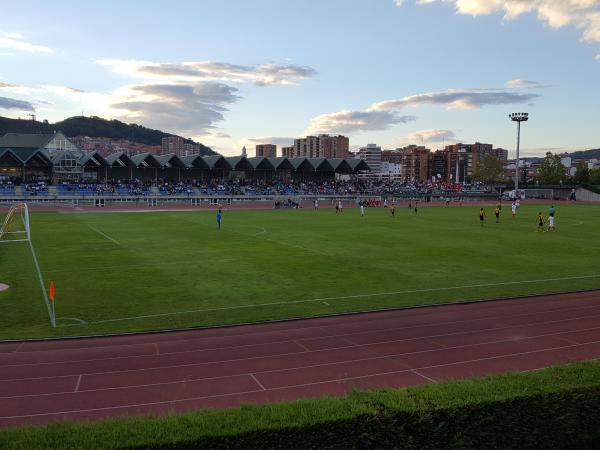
[0,115,215,155]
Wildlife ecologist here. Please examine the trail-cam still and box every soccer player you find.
[479,207,486,226]
[548,213,555,231]
[537,212,545,232]
[360,204,365,217]
[414,201,418,216]
[390,203,395,218]
[314,199,318,210]
[338,200,343,213]
[511,201,517,220]
[495,205,501,223]
[383,198,388,209]
[216,209,222,230]
[548,204,555,218]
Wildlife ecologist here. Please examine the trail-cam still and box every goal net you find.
[0,203,30,243]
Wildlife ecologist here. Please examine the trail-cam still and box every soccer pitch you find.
[1,203,599,340]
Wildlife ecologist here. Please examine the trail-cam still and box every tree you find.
[473,155,505,184]
[573,163,590,184]
[589,168,600,185]
[537,152,566,185]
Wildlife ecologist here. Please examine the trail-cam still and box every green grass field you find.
[1,203,599,340]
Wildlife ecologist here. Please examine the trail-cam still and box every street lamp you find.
[509,112,529,195]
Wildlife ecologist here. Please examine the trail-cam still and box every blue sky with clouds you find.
[1,0,599,156]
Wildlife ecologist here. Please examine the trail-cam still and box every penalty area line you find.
[81,273,600,326]
[86,224,120,245]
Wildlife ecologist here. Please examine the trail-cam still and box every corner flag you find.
[49,280,55,302]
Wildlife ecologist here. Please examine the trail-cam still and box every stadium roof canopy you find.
[246,156,275,171]
[308,158,335,172]
[225,156,253,171]
[203,155,232,171]
[78,152,108,168]
[0,133,55,149]
[289,157,314,172]
[105,152,136,168]
[327,158,353,174]
[156,153,186,169]
[0,147,52,167]
[346,158,371,173]
[181,154,210,169]
[131,153,162,168]
[267,157,294,171]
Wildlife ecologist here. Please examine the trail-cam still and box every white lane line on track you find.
[86,223,120,246]
[412,369,438,383]
[3,323,600,399]
[2,346,600,420]
[74,374,82,392]
[250,373,266,390]
[72,274,600,326]
[6,301,600,371]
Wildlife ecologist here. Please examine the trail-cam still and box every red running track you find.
[1,290,600,428]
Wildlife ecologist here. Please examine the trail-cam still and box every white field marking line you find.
[251,227,267,236]
[56,317,87,325]
[86,223,120,245]
[28,239,54,327]
[250,373,266,390]
[7,300,600,371]
[411,369,438,383]
[74,374,82,392]
[5,321,600,399]
[4,339,600,420]
[77,274,600,326]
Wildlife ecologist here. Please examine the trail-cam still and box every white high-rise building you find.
[358,144,382,173]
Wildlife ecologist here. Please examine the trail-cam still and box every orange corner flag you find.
[49,280,55,302]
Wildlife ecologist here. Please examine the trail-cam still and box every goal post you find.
[0,203,30,243]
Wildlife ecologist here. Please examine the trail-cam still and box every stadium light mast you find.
[509,112,529,194]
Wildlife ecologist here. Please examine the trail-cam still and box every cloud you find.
[306,110,416,135]
[406,129,458,143]
[0,96,35,111]
[97,59,317,86]
[506,79,544,89]
[207,132,232,139]
[246,136,295,146]
[399,1,600,58]
[0,32,53,53]
[369,88,539,111]
[306,82,537,136]
[109,82,239,135]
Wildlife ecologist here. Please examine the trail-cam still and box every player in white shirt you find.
[511,201,517,219]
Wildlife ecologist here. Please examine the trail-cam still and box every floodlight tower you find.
[509,112,529,194]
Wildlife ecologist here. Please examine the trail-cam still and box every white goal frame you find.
[0,202,30,243]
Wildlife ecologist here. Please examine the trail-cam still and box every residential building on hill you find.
[256,144,277,157]
[292,134,349,158]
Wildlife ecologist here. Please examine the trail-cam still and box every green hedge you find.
[3,361,600,450]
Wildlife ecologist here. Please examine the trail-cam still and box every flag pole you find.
[49,280,56,328]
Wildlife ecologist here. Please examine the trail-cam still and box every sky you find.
[1,0,599,156]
